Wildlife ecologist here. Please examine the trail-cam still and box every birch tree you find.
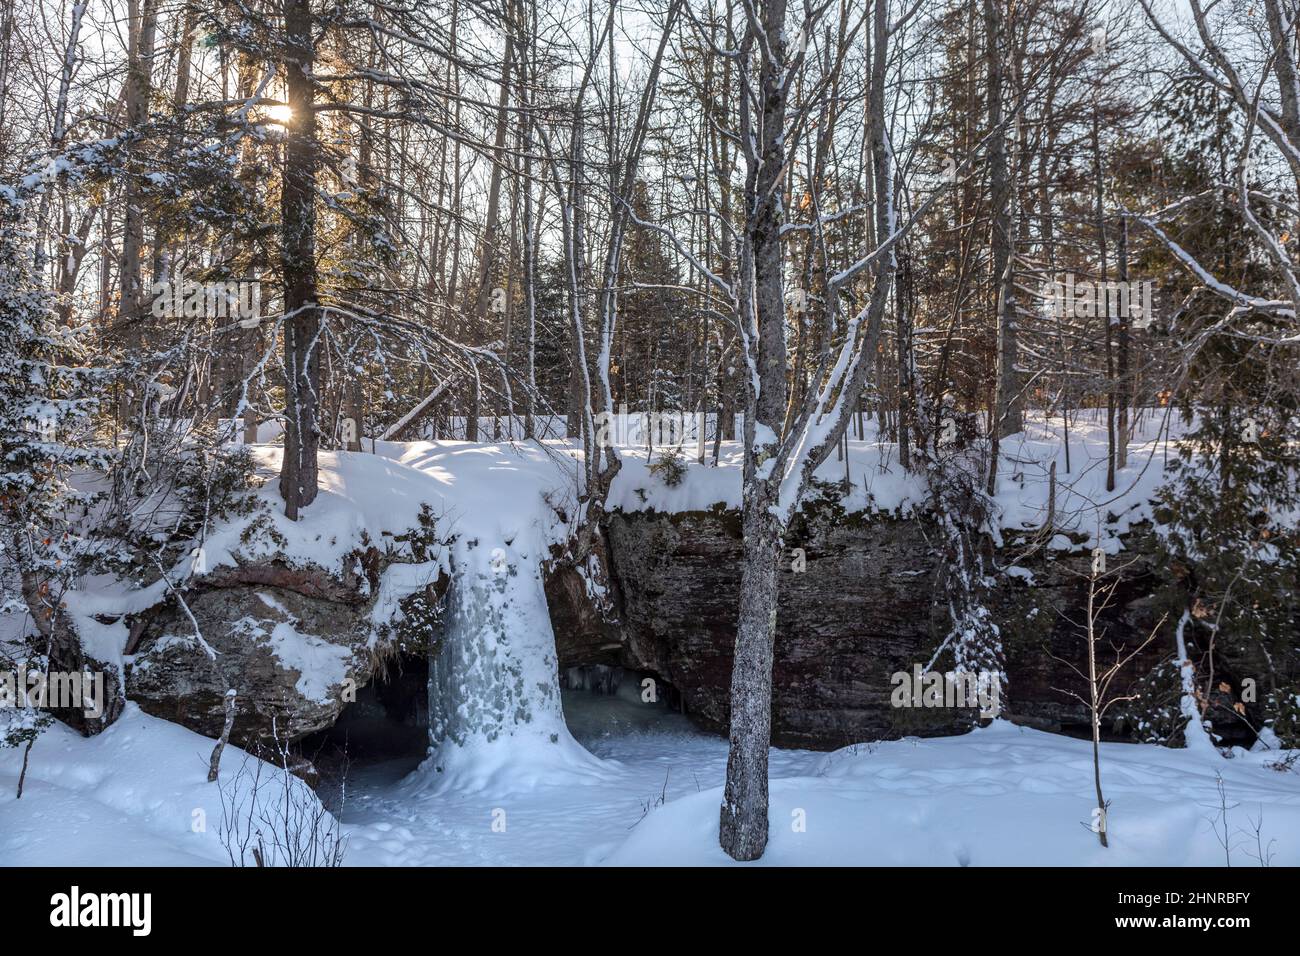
[714,0,904,861]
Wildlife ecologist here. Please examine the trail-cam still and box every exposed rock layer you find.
[122,557,446,747]
[549,507,1170,749]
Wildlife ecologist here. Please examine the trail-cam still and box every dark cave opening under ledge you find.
[298,650,430,806]
[559,664,698,748]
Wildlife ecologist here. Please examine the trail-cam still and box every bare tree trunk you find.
[279,0,321,519]
[721,0,791,862]
[1263,0,1300,213]
[1091,113,1116,493]
[207,690,238,782]
[116,0,159,352]
[714,7,738,444]
[233,51,265,441]
[520,7,539,439]
[55,204,98,324]
[896,254,914,469]
[719,0,898,862]
[150,3,197,282]
[1116,215,1130,470]
[1085,574,1108,847]
[566,129,588,441]
[0,1,14,137]
[984,0,1019,499]
[720,490,783,860]
[35,0,88,272]
[16,736,34,799]
[343,379,363,452]
[445,0,464,348]
[467,35,515,440]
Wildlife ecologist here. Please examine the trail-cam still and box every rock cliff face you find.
[89,501,1176,755]
[122,556,446,748]
[548,506,1169,750]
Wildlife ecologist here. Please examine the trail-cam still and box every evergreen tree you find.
[0,180,105,753]
[1152,350,1300,747]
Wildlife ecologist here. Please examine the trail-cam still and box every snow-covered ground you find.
[608,406,1185,554]
[4,692,1298,867]
[346,689,1300,867]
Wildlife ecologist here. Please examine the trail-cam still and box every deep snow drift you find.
[4,699,1298,866]
[0,704,328,866]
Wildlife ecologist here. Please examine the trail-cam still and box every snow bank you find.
[606,408,1186,554]
[0,704,328,866]
[198,446,457,582]
[7,691,1297,867]
[604,721,1300,866]
[57,445,460,681]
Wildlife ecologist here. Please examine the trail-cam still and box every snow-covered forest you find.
[1,0,1299,876]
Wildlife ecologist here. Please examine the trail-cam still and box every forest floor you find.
[341,689,1300,867]
[3,691,1299,866]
